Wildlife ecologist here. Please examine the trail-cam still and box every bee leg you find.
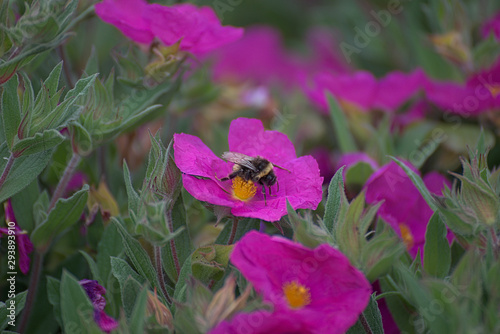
[269,181,278,197]
[261,184,267,206]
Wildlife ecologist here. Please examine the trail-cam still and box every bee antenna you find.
[273,164,291,173]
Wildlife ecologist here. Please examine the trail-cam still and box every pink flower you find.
[303,69,426,112]
[210,26,300,88]
[95,0,243,55]
[424,59,500,115]
[364,161,451,258]
[226,231,372,333]
[0,200,33,274]
[210,310,311,334]
[144,3,243,55]
[174,118,323,222]
[337,152,379,177]
[80,279,118,333]
[95,0,154,44]
[482,12,500,40]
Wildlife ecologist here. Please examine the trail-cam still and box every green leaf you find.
[0,143,52,203]
[129,285,149,333]
[122,276,144,320]
[112,218,167,302]
[389,156,437,210]
[1,74,21,149]
[396,265,453,333]
[11,129,65,156]
[214,218,260,244]
[79,250,102,282]
[46,276,62,327]
[327,94,357,152]
[97,223,123,288]
[191,244,234,284]
[162,193,192,283]
[40,62,63,99]
[69,121,93,156]
[123,161,139,214]
[60,271,96,334]
[0,291,27,330]
[345,161,375,186]
[324,166,345,238]
[379,277,416,334]
[111,256,146,287]
[287,200,330,248]
[31,184,89,250]
[423,212,451,278]
[173,255,192,304]
[10,179,39,231]
[347,294,384,334]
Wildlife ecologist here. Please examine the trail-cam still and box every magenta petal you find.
[94,310,119,333]
[209,310,310,334]
[17,232,33,275]
[80,279,107,311]
[174,133,230,179]
[95,0,154,44]
[423,172,451,195]
[182,175,238,208]
[230,231,372,333]
[228,118,296,165]
[375,69,426,111]
[145,3,243,55]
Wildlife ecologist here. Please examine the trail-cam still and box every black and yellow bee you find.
[220,152,291,202]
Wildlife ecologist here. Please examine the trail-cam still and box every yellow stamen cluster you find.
[231,176,257,201]
[399,223,414,250]
[486,84,500,98]
[282,280,311,309]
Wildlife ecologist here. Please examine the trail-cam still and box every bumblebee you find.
[219,152,290,202]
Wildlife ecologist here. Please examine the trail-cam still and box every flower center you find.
[282,280,311,309]
[399,223,414,250]
[231,176,256,201]
[486,84,500,98]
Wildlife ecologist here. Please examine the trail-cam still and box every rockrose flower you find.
[423,59,500,115]
[174,118,323,222]
[364,161,452,258]
[95,0,243,55]
[0,200,33,275]
[80,279,119,333]
[303,69,426,113]
[219,231,372,333]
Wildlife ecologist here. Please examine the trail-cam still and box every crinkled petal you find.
[228,118,296,165]
[174,133,230,179]
[94,310,119,333]
[182,174,239,208]
[95,0,154,44]
[209,310,311,334]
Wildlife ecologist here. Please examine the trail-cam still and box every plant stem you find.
[154,245,172,304]
[359,313,373,334]
[227,217,239,245]
[49,152,81,210]
[166,209,181,277]
[18,252,44,334]
[0,153,15,190]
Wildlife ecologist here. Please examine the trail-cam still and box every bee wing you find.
[221,152,258,171]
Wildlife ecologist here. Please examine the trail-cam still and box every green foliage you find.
[31,184,89,251]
